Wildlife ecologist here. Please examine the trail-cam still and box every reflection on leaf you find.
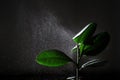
[72,23,96,44]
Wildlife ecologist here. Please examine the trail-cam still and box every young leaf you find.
[67,76,75,80]
[71,43,84,57]
[71,43,81,53]
[72,32,110,56]
[83,32,110,56]
[72,23,96,44]
[36,49,73,67]
[71,45,78,53]
[80,59,107,69]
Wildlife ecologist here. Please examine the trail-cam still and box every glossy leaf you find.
[71,43,81,53]
[71,43,84,56]
[71,45,78,53]
[72,23,96,44]
[36,49,73,67]
[72,32,110,56]
[83,32,110,56]
[80,59,107,69]
[67,76,75,80]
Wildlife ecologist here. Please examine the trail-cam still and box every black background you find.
[0,0,120,80]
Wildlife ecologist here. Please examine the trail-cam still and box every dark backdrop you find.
[0,0,119,80]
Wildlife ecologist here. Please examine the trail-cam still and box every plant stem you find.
[76,44,80,80]
[76,67,79,80]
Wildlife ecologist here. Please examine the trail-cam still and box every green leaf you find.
[72,32,110,56]
[80,59,107,69]
[84,32,110,56]
[71,43,84,56]
[72,23,96,44]
[71,43,80,53]
[36,49,73,67]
